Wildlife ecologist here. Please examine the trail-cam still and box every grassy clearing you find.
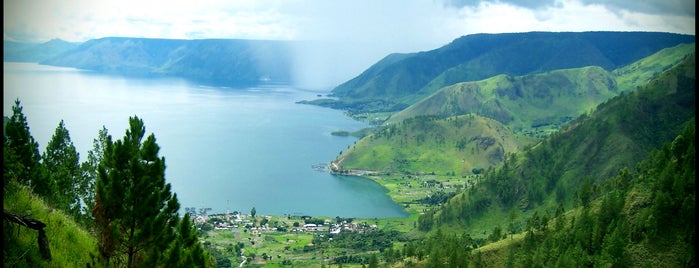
[3,181,97,267]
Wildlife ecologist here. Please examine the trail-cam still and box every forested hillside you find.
[406,121,694,267]
[394,53,695,267]
[387,43,695,137]
[319,31,695,114]
[418,53,694,232]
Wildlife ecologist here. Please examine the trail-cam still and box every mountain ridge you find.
[323,31,695,114]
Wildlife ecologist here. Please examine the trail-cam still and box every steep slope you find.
[419,52,695,233]
[412,122,694,267]
[40,37,295,86]
[331,114,533,176]
[3,181,97,267]
[389,66,617,137]
[388,42,695,137]
[324,31,695,114]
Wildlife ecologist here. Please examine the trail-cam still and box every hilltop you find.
[306,31,694,116]
[387,43,695,137]
[332,114,533,176]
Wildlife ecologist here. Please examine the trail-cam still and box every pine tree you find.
[164,213,210,267]
[41,120,82,217]
[93,116,180,267]
[79,126,109,226]
[3,99,41,187]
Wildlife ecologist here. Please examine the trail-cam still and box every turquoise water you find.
[3,62,407,218]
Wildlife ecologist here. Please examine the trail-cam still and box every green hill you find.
[411,120,695,267]
[388,42,695,137]
[332,114,535,176]
[318,31,695,115]
[389,66,618,137]
[3,181,97,267]
[418,52,695,235]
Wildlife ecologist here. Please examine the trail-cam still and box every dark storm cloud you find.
[581,0,695,17]
[442,0,695,17]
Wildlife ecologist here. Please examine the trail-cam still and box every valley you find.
[4,31,695,267]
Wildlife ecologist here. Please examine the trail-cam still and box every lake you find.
[3,62,408,218]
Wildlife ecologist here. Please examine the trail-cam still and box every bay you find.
[3,62,408,218]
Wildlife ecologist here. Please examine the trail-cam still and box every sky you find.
[4,0,696,88]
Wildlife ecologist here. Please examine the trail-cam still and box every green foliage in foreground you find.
[3,181,98,267]
[4,104,215,267]
[92,116,211,267]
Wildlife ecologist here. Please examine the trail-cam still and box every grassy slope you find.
[389,66,619,137]
[333,42,694,179]
[337,114,533,176]
[330,32,695,113]
[613,43,695,92]
[389,42,695,137]
[3,181,97,267]
[428,52,695,239]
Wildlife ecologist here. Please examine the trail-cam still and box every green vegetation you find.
[418,53,695,234]
[325,32,694,115]
[4,181,98,267]
[92,116,210,267]
[334,114,532,176]
[389,66,621,137]
[4,102,214,267]
[4,33,695,268]
[407,121,695,267]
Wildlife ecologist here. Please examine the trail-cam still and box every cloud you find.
[581,0,695,17]
[443,0,557,10]
[442,0,695,17]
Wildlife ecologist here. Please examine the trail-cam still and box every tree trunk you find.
[3,210,52,260]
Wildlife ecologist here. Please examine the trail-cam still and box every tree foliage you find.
[3,99,41,187]
[92,116,207,267]
[40,120,85,219]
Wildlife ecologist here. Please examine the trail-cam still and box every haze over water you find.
[3,62,408,218]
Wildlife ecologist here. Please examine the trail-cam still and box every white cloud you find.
[4,0,693,43]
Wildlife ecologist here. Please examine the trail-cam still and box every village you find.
[186,206,399,266]
[187,207,378,235]
[182,171,471,266]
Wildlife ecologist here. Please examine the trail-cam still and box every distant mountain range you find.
[332,43,694,179]
[5,31,693,92]
[318,31,695,114]
[4,37,297,86]
[4,39,81,62]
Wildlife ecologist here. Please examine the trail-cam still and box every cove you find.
[3,62,408,218]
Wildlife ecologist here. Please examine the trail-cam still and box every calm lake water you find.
[3,62,407,218]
